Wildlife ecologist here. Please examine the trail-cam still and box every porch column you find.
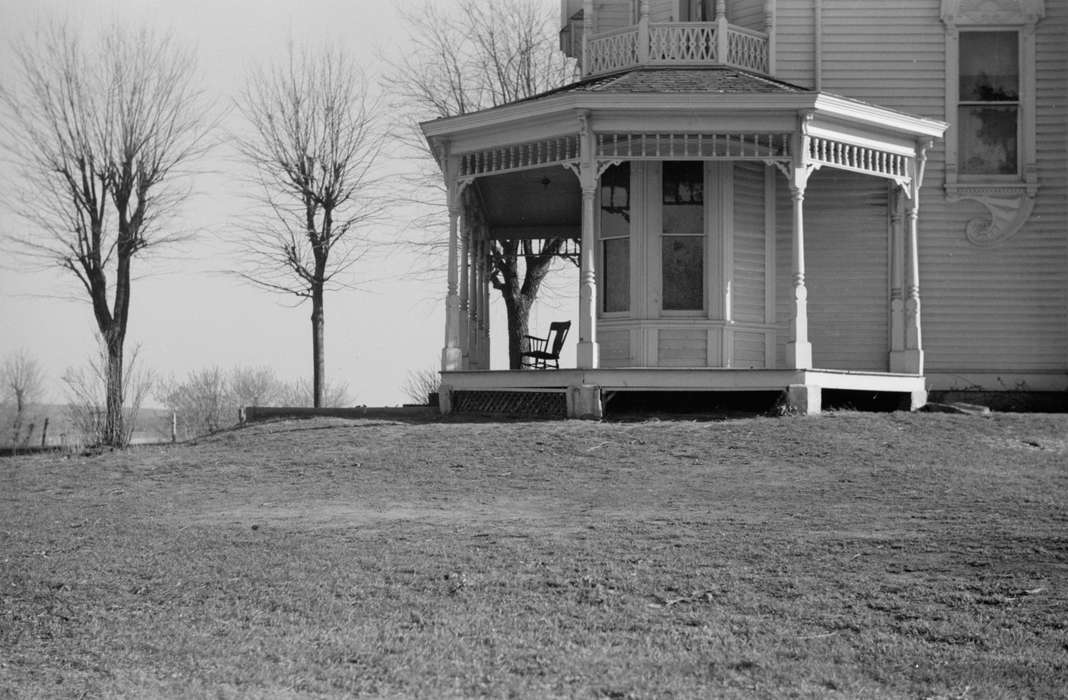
[715,0,729,64]
[576,111,599,369]
[889,188,907,370]
[638,1,650,63]
[480,237,492,368]
[786,166,813,369]
[459,201,471,369]
[441,160,464,372]
[894,143,929,375]
[468,230,481,369]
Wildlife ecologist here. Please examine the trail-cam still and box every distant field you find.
[0,405,177,449]
[1,412,1065,698]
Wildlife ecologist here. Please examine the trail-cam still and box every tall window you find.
[661,161,704,311]
[600,162,630,313]
[958,31,1019,175]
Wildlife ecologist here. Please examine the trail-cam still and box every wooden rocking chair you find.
[520,321,571,370]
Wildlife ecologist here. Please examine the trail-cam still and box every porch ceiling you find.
[476,166,581,237]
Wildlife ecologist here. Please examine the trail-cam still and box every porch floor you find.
[439,368,927,417]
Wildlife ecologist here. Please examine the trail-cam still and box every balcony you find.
[579,20,769,77]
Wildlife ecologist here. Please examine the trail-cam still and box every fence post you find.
[41,417,49,447]
[171,411,177,443]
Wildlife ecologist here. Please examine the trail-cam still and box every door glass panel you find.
[600,162,630,313]
[662,236,703,310]
[662,161,703,234]
[600,162,630,237]
[603,238,630,312]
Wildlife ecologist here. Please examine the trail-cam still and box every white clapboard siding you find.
[658,328,708,366]
[732,162,766,325]
[649,0,675,23]
[771,0,815,87]
[596,0,636,33]
[773,0,1068,379]
[776,169,889,371]
[733,330,766,368]
[599,329,632,368]
[820,0,945,113]
[729,0,766,31]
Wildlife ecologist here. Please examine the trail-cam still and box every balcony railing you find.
[583,21,769,77]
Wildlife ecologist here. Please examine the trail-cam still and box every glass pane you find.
[958,105,1018,174]
[960,32,1018,102]
[603,238,630,313]
[662,236,703,310]
[600,162,630,238]
[663,161,703,234]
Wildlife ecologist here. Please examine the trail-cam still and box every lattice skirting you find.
[452,390,567,418]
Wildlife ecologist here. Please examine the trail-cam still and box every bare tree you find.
[387,0,577,368]
[234,45,384,408]
[1,349,44,414]
[62,337,153,448]
[0,22,214,446]
[1,349,45,446]
[402,367,440,405]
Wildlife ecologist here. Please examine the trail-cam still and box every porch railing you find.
[583,21,769,77]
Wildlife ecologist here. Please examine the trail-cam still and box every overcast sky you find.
[0,0,574,406]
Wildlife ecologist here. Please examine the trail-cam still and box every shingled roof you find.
[552,67,812,96]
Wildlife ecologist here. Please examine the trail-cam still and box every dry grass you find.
[1,412,1066,698]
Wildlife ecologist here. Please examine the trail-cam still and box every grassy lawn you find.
[1,412,1065,698]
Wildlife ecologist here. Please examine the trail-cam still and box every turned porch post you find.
[582,0,593,75]
[894,142,930,374]
[638,1,650,63]
[576,111,599,369]
[715,0,729,64]
[785,124,814,370]
[441,153,464,372]
[889,188,907,365]
[459,195,471,369]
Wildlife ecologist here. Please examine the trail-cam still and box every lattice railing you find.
[648,23,717,64]
[586,26,639,75]
[808,137,910,183]
[459,136,580,178]
[583,22,769,76]
[726,26,769,74]
[597,132,792,160]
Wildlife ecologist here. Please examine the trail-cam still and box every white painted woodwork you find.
[441,366,926,394]
[732,162,766,325]
[730,0,767,31]
[776,0,1066,387]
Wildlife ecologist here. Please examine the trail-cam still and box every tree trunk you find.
[492,238,567,369]
[311,285,325,408]
[103,332,125,447]
[504,293,533,370]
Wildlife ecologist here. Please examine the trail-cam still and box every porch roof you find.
[421,67,945,144]
[532,66,809,97]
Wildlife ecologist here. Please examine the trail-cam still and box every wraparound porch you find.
[438,367,927,417]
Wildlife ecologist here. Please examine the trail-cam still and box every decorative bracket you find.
[950,186,1038,247]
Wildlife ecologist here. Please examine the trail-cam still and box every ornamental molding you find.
[946,181,1039,247]
[940,0,1045,26]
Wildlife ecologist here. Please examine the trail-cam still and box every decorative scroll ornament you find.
[958,190,1037,247]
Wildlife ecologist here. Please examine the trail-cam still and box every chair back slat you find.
[548,321,571,356]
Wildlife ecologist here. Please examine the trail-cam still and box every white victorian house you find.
[422,0,1066,417]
